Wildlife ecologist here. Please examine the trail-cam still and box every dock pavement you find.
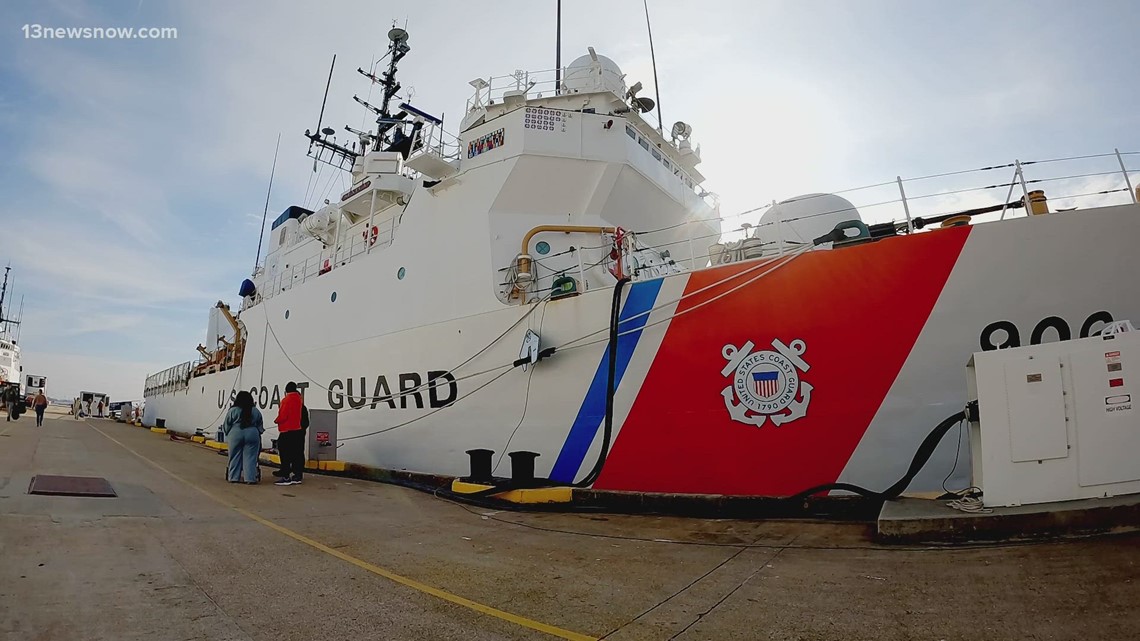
[1,410,1138,640]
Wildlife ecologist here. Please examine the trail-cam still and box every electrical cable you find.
[941,418,966,496]
[491,299,549,473]
[302,164,318,208]
[446,277,626,498]
[263,315,515,409]
[492,365,534,474]
[573,276,629,488]
[259,292,549,406]
[786,410,968,501]
[557,244,812,353]
[429,486,1125,552]
[338,366,516,441]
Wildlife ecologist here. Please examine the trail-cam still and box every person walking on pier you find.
[274,382,305,486]
[33,389,48,427]
[223,391,264,484]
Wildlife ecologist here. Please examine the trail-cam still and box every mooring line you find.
[86,421,596,641]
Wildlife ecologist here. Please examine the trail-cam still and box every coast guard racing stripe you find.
[550,279,663,483]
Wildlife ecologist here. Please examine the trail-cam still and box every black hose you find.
[574,276,630,488]
[447,408,967,509]
[456,277,629,498]
[787,410,967,501]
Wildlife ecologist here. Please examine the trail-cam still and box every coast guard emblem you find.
[720,338,812,428]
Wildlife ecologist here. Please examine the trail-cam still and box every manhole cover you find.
[28,475,117,497]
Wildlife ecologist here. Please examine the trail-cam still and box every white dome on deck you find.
[562,51,626,95]
[751,193,862,248]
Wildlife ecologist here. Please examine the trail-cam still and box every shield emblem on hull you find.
[721,338,813,428]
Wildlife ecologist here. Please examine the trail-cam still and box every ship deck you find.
[3,410,1139,640]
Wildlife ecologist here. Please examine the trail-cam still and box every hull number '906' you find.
[980,311,1114,351]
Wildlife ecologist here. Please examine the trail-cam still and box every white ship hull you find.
[146,203,1140,495]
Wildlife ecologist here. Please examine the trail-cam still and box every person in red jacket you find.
[274,382,305,486]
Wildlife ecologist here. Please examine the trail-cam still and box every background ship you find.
[143,26,1140,497]
[0,266,26,395]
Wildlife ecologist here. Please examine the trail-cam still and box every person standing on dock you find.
[223,391,264,483]
[274,382,305,486]
[33,389,47,427]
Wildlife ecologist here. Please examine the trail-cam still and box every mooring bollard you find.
[465,448,494,484]
[508,451,540,487]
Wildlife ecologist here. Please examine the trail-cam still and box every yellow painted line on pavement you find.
[86,421,594,641]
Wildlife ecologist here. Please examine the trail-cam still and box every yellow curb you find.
[258,453,281,465]
[204,440,227,451]
[304,459,319,470]
[451,480,573,504]
[191,435,206,443]
[150,427,168,434]
[318,460,346,472]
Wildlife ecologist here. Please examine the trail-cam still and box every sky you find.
[0,0,1138,401]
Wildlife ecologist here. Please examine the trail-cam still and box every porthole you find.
[536,241,551,255]
[397,267,406,280]
[284,310,290,319]
[330,291,337,303]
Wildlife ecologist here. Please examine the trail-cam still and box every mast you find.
[304,55,358,173]
[0,265,8,325]
[254,134,282,271]
[304,25,426,176]
[0,265,16,333]
[643,0,663,132]
[14,296,22,343]
[555,0,562,94]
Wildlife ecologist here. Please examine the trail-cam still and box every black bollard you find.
[465,448,494,484]
[508,451,540,487]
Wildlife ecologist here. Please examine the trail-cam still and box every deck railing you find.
[632,148,1140,273]
[257,214,398,303]
[465,66,666,134]
[143,360,196,397]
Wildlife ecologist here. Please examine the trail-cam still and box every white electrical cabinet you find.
[967,322,1140,507]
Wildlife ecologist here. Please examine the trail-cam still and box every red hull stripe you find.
[596,228,971,496]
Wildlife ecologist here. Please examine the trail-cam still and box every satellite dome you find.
[751,193,862,248]
[562,50,625,95]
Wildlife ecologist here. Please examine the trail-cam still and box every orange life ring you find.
[361,225,379,246]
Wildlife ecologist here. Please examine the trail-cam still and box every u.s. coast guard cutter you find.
[144,27,1140,497]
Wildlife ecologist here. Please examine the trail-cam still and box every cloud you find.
[20,350,166,401]
[0,229,224,305]
[41,311,142,337]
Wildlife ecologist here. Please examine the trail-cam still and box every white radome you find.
[561,52,626,95]
[751,193,862,247]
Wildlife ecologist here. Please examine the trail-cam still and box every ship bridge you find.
[245,45,721,313]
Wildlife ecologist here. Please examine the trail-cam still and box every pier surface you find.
[2,412,1138,640]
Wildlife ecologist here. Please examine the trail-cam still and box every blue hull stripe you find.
[550,279,664,482]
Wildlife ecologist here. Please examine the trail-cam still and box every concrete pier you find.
[2,412,1139,640]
